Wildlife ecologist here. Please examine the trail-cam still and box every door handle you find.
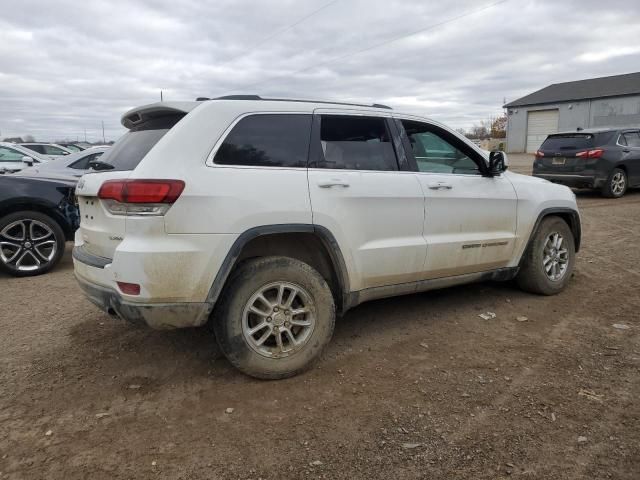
[427,182,453,190]
[318,179,350,188]
[623,149,631,153]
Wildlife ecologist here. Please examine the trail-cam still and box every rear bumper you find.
[74,260,211,330]
[533,173,606,189]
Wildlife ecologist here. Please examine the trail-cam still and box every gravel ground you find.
[1,157,638,479]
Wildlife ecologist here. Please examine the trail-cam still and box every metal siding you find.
[590,95,640,127]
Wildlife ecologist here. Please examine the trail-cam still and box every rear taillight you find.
[575,149,603,159]
[97,179,185,216]
[535,150,545,157]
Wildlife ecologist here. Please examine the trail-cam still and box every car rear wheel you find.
[212,256,335,379]
[0,211,66,277]
[516,216,575,295]
[602,167,627,198]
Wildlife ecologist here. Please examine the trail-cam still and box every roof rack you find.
[195,95,392,110]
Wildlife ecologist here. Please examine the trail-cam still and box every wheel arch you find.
[519,207,582,267]
[205,224,351,314]
[0,200,74,241]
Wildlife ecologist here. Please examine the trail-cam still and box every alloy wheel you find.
[0,219,57,272]
[542,232,569,281]
[242,281,316,358]
[611,171,626,196]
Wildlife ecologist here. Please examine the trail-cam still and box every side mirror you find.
[488,151,509,175]
[22,156,34,167]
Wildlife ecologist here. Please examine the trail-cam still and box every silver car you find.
[16,147,109,177]
[20,143,74,160]
[0,142,50,174]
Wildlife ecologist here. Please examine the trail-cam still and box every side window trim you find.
[394,117,490,176]
[393,118,419,172]
[309,113,401,172]
[206,111,312,169]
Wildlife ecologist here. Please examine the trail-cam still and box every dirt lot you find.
[1,155,639,479]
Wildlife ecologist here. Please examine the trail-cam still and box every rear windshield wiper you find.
[89,160,115,171]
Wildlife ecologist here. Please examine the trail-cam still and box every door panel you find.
[417,173,518,277]
[307,112,426,291]
[396,117,518,278]
[309,169,426,290]
[622,131,640,185]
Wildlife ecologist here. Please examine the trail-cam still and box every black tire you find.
[601,167,627,198]
[516,216,575,295]
[0,211,66,277]
[212,256,336,379]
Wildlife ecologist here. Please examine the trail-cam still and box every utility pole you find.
[84,128,87,143]
[160,90,163,102]
[102,121,105,143]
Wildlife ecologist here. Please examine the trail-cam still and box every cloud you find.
[0,0,639,141]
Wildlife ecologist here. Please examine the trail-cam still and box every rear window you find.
[540,134,594,151]
[98,114,184,171]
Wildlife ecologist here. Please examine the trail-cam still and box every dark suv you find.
[533,128,640,198]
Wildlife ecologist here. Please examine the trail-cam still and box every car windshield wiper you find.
[89,160,115,171]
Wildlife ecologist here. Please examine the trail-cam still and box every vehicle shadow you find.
[50,277,521,389]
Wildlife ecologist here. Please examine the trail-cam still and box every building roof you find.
[503,72,640,108]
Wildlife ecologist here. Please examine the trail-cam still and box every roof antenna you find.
[576,127,583,131]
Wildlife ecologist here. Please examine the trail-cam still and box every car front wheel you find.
[516,216,576,295]
[0,211,66,277]
[212,256,336,379]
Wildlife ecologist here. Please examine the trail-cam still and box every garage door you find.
[526,110,559,153]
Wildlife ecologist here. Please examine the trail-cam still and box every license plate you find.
[552,157,566,165]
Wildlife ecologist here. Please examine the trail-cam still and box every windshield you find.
[97,114,184,171]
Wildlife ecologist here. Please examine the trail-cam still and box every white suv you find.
[73,96,581,379]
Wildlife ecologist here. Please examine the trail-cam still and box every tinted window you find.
[315,115,398,171]
[623,132,640,148]
[0,146,25,162]
[541,134,594,150]
[99,115,184,171]
[214,114,311,167]
[23,144,45,154]
[70,152,103,169]
[401,120,480,175]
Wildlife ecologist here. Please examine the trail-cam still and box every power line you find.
[217,0,341,70]
[248,0,341,51]
[225,0,509,94]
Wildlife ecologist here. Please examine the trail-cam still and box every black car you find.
[0,175,79,276]
[533,128,640,198]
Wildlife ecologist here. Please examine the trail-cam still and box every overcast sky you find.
[1,0,639,142]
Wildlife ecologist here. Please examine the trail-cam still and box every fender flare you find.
[519,207,582,267]
[205,224,351,313]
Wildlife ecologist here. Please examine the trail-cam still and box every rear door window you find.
[540,134,594,151]
[23,144,45,154]
[312,115,398,171]
[98,115,184,171]
[623,132,640,148]
[214,114,311,167]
